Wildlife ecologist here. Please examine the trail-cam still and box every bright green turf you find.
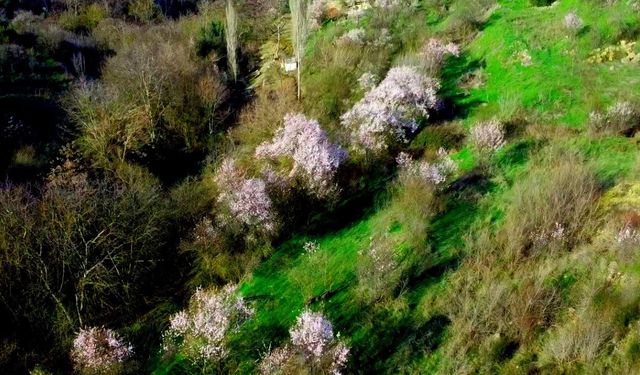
[161,1,640,372]
[460,0,640,128]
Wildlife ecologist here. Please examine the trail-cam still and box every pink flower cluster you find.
[397,149,457,187]
[341,66,440,151]
[260,309,349,374]
[303,241,319,254]
[362,237,397,276]
[421,38,460,74]
[564,12,584,32]
[290,309,335,360]
[256,113,347,196]
[71,327,132,372]
[616,224,640,246]
[215,159,277,232]
[259,346,295,374]
[308,0,328,29]
[163,284,253,364]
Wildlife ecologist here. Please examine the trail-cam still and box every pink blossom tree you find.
[341,66,440,152]
[420,38,460,75]
[71,327,132,374]
[256,113,347,197]
[162,284,254,368]
[260,309,349,374]
[215,159,278,233]
[396,149,458,188]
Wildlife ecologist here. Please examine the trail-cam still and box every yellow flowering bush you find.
[587,40,640,64]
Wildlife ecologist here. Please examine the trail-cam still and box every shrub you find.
[530,0,554,6]
[341,66,440,153]
[71,24,228,167]
[419,38,460,76]
[587,40,640,64]
[337,28,366,45]
[615,222,640,252]
[396,149,457,188]
[128,0,160,22]
[444,248,562,373]
[58,4,107,33]
[71,327,132,374]
[540,264,640,367]
[181,216,267,286]
[470,119,506,152]
[196,20,226,58]
[256,113,348,197]
[357,72,378,92]
[563,12,584,34]
[588,101,640,136]
[231,83,300,154]
[444,0,496,39]
[356,236,402,302]
[0,162,174,368]
[357,152,445,302]
[501,152,600,258]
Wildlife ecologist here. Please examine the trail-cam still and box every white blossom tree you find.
[71,327,132,374]
[341,66,440,152]
[260,309,349,374]
[162,285,254,369]
[256,113,347,197]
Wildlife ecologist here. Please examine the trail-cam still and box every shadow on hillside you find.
[344,308,450,373]
[436,53,486,122]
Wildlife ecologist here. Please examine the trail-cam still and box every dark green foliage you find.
[196,20,225,58]
[530,0,555,6]
[0,164,188,372]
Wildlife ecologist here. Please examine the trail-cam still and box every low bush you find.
[500,151,600,258]
[588,101,640,136]
[70,22,228,170]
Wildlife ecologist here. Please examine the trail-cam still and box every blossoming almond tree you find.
[162,285,254,369]
[260,309,349,374]
[215,159,278,233]
[256,113,347,197]
[71,327,132,374]
[341,66,440,152]
[420,38,460,75]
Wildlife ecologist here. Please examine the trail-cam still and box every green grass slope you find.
[156,0,640,373]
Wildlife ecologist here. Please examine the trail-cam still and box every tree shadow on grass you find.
[435,52,486,122]
[344,308,451,374]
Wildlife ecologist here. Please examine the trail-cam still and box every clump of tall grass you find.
[500,151,600,258]
[540,262,640,368]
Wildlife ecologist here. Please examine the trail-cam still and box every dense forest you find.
[3,0,640,373]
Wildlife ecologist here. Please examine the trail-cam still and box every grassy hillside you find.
[225,0,640,373]
[5,0,640,373]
